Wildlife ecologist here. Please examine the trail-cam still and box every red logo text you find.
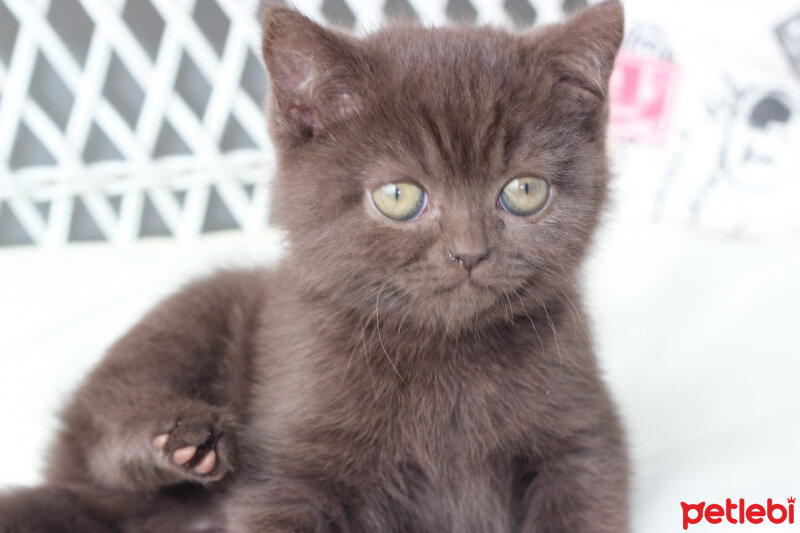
[681,498,795,529]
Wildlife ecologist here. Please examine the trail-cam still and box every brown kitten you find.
[0,2,628,532]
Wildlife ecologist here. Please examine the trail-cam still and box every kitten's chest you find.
[345,381,538,532]
[264,328,553,462]
[388,377,529,455]
[369,460,519,533]
[253,328,554,532]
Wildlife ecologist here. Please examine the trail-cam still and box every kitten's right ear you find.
[261,6,366,140]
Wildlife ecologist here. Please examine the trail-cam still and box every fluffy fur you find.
[0,2,628,532]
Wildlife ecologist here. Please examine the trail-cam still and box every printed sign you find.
[609,51,681,145]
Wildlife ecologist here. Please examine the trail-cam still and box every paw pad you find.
[151,412,232,481]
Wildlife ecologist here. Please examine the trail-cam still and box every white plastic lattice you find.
[0,0,569,246]
[0,0,274,245]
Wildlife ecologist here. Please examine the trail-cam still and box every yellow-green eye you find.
[499,176,549,216]
[371,182,426,221]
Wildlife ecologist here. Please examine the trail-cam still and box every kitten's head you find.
[261,2,623,333]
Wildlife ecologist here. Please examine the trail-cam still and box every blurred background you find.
[1,0,799,531]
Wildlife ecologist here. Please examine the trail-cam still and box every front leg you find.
[47,269,266,493]
[520,417,629,532]
[64,389,237,490]
[521,430,629,533]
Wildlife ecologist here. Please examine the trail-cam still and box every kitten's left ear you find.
[531,0,624,105]
[261,6,367,139]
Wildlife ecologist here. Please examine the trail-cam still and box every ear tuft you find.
[261,6,365,139]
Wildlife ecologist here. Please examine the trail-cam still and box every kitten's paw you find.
[151,407,235,483]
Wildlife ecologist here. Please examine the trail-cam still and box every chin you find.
[430,286,504,328]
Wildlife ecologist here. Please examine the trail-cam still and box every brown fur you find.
[0,2,628,532]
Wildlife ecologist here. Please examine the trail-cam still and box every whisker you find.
[360,311,378,401]
[541,299,562,369]
[342,316,366,384]
[513,290,545,355]
[376,285,405,382]
[501,289,514,324]
[559,288,591,344]
[316,277,391,333]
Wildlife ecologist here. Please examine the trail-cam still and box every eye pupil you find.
[523,182,530,195]
[394,186,400,201]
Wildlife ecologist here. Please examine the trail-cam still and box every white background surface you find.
[1,216,799,532]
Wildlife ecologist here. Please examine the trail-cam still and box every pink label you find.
[610,51,681,144]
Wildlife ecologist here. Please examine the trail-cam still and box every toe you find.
[173,445,197,466]
[153,433,169,451]
[194,450,217,475]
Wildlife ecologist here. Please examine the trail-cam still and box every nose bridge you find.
[444,202,488,254]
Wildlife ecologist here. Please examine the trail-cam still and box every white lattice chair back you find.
[0,0,575,247]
